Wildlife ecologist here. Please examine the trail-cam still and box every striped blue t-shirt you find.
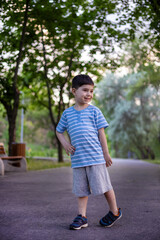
[56,104,109,168]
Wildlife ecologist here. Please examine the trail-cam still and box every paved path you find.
[0,159,160,240]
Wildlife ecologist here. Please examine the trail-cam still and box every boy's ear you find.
[72,88,76,95]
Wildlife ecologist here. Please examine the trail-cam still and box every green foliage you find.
[15,106,56,148]
[26,143,58,157]
[0,0,31,154]
[116,0,160,57]
[120,39,160,94]
[17,0,130,161]
[20,0,126,115]
[1,0,160,159]
[0,113,8,146]
[95,72,160,159]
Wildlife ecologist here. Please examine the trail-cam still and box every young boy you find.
[56,74,122,230]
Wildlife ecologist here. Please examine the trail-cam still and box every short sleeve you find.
[56,111,67,133]
[95,108,109,130]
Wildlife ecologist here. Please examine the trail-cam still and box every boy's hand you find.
[56,131,75,156]
[98,128,112,167]
[105,154,112,167]
[63,142,76,156]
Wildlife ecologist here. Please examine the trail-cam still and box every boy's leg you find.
[70,196,88,230]
[78,196,88,217]
[104,189,118,215]
[100,188,122,227]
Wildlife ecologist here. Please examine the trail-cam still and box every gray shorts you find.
[72,164,113,197]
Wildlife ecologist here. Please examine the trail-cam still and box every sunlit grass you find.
[27,158,71,171]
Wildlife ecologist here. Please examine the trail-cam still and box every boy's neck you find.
[74,103,89,111]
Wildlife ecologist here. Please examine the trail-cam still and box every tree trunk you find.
[13,0,30,88]
[2,91,19,155]
[41,25,64,162]
[144,146,155,160]
[41,26,74,162]
[56,136,64,162]
[4,0,30,155]
[8,108,18,155]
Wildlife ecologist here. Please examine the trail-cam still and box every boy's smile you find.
[72,84,94,106]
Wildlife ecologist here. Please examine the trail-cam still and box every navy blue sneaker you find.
[70,214,88,230]
[99,208,122,227]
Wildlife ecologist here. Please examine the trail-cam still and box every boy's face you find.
[72,84,94,105]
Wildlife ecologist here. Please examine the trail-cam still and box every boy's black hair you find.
[72,74,94,89]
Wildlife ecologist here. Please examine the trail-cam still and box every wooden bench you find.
[0,143,27,175]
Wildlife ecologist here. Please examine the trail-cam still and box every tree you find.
[21,0,130,162]
[120,38,160,95]
[96,38,160,159]
[1,0,159,160]
[0,0,30,154]
[116,0,160,58]
[95,72,160,159]
[1,0,128,158]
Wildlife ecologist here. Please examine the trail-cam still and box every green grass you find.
[142,159,160,165]
[27,158,71,171]
[26,143,69,158]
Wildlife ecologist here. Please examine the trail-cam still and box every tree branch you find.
[41,24,56,128]
[13,0,30,90]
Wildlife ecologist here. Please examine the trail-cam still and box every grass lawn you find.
[26,158,160,171]
[27,158,71,171]
[142,159,160,165]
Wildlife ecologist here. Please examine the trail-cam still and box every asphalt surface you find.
[0,159,160,240]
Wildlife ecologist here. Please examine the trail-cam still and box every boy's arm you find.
[56,131,75,156]
[98,128,112,167]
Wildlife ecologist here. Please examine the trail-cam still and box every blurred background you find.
[0,0,159,163]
